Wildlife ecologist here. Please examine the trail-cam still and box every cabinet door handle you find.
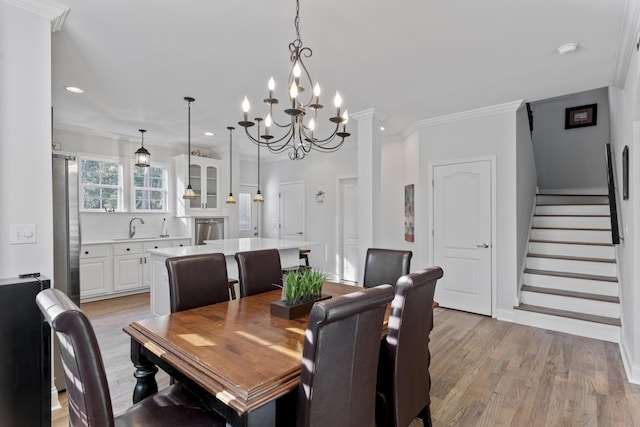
[85,251,89,255]
[144,257,147,264]
[139,257,143,264]
[126,248,130,252]
[477,243,489,248]
[154,246,158,249]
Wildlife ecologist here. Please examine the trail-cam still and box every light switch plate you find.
[10,224,37,244]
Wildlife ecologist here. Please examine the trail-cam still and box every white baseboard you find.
[620,338,640,384]
[51,386,61,411]
[496,307,515,322]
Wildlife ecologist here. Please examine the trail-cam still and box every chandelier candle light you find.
[226,126,236,204]
[135,129,150,167]
[238,0,350,160]
[183,97,197,200]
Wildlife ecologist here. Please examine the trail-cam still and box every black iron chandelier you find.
[238,0,350,160]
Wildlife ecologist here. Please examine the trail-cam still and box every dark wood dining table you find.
[123,281,389,427]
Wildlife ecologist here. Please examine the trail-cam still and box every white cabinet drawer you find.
[172,239,191,247]
[113,242,144,256]
[80,244,110,259]
[144,240,173,251]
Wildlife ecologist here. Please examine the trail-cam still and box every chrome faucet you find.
[129,217,144,238]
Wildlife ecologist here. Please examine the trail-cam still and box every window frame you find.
[132,161,170,213]
[79,155,123,212]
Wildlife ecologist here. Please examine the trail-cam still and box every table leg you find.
[130,339,158,403]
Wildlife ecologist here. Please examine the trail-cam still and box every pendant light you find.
[253,118,264,203]
[226,126,236,204]
[134,129,150,167]
[183,96,197,200]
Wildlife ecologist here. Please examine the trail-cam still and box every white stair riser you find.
[535,205,609,215]
[528,242,614,259]
[536,195,609,205]
[531,228,611,244]
[513,310,620,343]
[523,273,618,297]
[520,291,619,318]
[526,257,616,276]
[533,216,611,229]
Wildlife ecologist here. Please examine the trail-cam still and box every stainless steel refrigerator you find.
[52,153,81,391]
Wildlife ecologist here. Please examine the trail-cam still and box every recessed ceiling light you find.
[204,132,214,136]
[65,86,84,93]
[557,42,578,55]
[380,126,385,131]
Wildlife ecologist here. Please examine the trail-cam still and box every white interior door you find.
[279,181,305,240]
[339,177,359,282]
[238,184,258,238]
[433,160,492,316]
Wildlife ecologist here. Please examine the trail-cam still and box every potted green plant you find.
[270,269,331,319]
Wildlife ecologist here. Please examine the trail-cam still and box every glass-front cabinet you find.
[174,154,222,215]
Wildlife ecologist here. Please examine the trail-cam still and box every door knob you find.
[297,232,303,235]
[477,243,489,248]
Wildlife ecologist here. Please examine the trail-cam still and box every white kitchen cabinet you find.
[80,244,111,301]
[113,242,145,293]
[172,239,191,247]
[174,154,223,215]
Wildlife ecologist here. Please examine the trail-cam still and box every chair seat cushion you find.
[115,383,225,427]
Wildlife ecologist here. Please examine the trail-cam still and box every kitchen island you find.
[147,237,318,316]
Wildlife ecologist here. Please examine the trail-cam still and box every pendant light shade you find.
[135,129,150,167]
[226,126,236,204]
[254,118,264,203]
[183,97,197,200]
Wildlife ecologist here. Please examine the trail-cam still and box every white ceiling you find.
[52,0,634,156]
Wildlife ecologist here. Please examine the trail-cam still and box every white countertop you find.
[82,236,191,245]
[146,237,318,257]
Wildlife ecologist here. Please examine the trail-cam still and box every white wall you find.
[0,4,54,280]
[515,106,538,294]
[416,102,523,318]
[260,144,357,278]
[609,40,640,383]
[530,87,610,191]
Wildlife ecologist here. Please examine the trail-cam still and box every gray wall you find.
[530,87,610,191]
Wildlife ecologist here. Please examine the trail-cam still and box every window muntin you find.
[81,158,122,211]
[133,165,167,211]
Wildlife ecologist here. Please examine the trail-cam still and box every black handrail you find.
[605,143,620,244]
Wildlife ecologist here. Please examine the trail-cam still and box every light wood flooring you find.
[52,293,640,426]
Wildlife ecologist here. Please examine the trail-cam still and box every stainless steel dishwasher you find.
[194,217,224,245]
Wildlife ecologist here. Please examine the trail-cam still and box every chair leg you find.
[418,405,432,427]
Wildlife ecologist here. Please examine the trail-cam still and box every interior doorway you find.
[278,181,305,240]
[338,177,358,283]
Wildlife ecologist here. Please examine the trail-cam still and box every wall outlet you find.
[10,224,37,244]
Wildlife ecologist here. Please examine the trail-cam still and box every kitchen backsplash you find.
[80,213,190,242]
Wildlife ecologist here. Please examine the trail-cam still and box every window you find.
[133,165,167,211]
[238,192,253,231]
[80,158,122,211]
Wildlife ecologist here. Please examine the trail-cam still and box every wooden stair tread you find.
[532,226,611,231]
[527,253,615,263]
[537,194,607,197]
[524,268,618,283]
[515,303,621,326]
[537,203,608,207]
[529,239,614,247]
[534,214,609,217]
[521,285,619,303]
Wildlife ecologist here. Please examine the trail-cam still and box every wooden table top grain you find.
[124,281,383,415]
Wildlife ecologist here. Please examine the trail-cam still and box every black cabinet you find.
[0,276,51,426]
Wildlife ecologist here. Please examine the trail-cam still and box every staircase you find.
[513,192,620,342]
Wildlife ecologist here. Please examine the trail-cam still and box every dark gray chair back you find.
[377,266,443,427]
[166,253,230,313]
[235,249,282,297]
[363,248,412,288]
[36,288,115,426]
[297,285,395,427]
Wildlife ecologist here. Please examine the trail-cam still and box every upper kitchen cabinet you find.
[174,154,223,215]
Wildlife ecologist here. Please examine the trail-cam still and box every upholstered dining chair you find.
[166,253,230,313]
[235,249,283,298]
[375,266,444,427]
[297,284,395,427]
[35,288,225,427]
[362,248,413,288]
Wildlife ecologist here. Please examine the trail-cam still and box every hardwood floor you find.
[51,293,640,426]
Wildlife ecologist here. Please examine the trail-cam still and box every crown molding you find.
[415,100,524,129]
[351,108,389,123]
[612,0,640,88]
[2,0,69,31]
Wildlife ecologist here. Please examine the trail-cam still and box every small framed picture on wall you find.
[565,103,598,129]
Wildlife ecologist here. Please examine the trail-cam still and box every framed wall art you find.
[404,184,414,242]
[565,103,598,129]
